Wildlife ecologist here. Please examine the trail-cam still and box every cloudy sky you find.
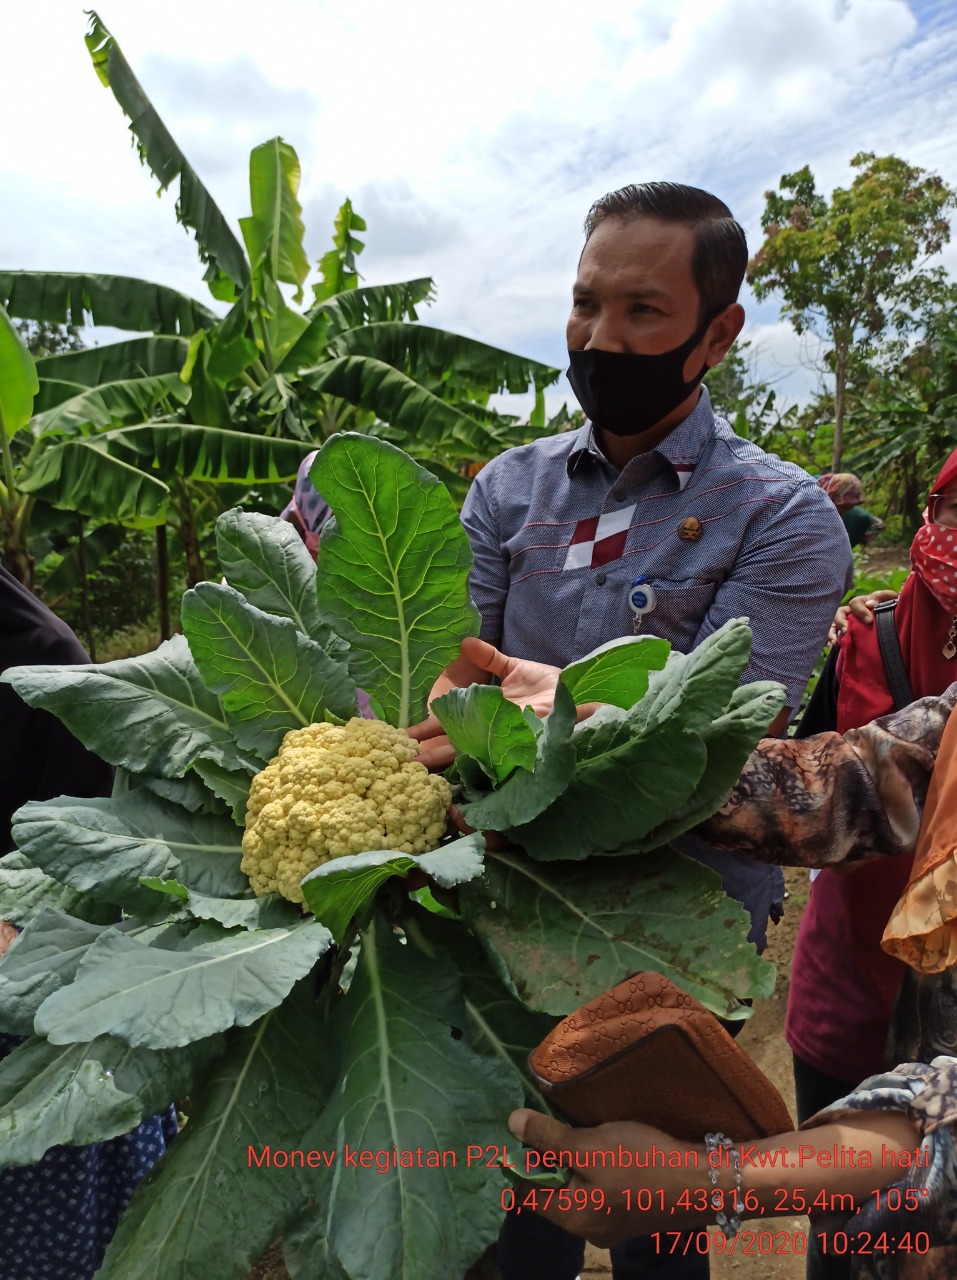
[4,0,957,417]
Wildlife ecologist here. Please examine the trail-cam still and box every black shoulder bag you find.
[873,599,914,712]
[796,597,911,738]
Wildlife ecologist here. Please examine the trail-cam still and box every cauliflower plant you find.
[241,718,452,903]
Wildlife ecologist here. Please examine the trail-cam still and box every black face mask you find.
[566,312,716,437]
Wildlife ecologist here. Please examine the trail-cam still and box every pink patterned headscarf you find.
[280,451,332,560]
[817,473,865,506]
[280,449,374,718]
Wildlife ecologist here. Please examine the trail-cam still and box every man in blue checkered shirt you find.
[425,181,852,1280]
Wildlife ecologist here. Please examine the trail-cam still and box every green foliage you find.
[15,318,86,358]
[312,198,366,304]
[748,152,957,469]
[2,633,253,777]
[704,341,792,443]
[239,139,310,304]
[430,685,540,785]
[39,525,157,648]
[440,619,786,863]
[84,11,250,301]
[0,306,39,438]
[843,320,957,534]
[98,984,336,1280]
[461,847,773,1019]
[558,634,670,707]
[0,271,217,335]
[0,1030,222,1170]
[301,834,485,942]
[181,582,358,755]
[444,681,578,832]
[214,508,325,638]
[1,13,560,610]
[846,560,909,602]
[0,435,780,1278]
[292,920,520,1280]
[12,793,248,909]
[75,12,558,470]
[35,920,332,1049]
[311,434,479,728]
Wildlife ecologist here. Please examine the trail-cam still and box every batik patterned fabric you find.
[802,1058,957,1279]
[0,1032,177,1280]
[818,472,866,505]
[699,685,957,869]
[699,690,957,1276]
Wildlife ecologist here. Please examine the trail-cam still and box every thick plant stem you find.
[156,524,171,642]
[176,479,205,588]
[253,297,275,372]
[76,519,96,661]
[0,404,17,512]
[317,916,362,1020]
[831,339,848,472]
[0,407,31,586]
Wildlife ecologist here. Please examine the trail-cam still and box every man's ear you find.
[704,303,745,366]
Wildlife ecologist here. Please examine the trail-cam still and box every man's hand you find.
[828,590,900,646]
[506,1109,706,1246]
[506,1107,921,1245]
[409,637,563,770]
[0,921,18,960]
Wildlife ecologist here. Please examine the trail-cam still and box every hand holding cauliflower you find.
[241,718,452,902]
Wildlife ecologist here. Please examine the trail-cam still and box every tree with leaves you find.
[0,11,559,611]
[748,152,957,470]
[703,339,794,445]
[844,314,957,536]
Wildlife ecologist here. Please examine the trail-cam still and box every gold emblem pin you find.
[678,517,703,541]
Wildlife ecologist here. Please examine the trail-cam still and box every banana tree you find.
[81,11,560,477]
[1,13,559,603]
[0,305,315,603]
[845,325,957,534]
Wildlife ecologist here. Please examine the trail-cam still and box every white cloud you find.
[3,0,956,423]
[736,320,830,408]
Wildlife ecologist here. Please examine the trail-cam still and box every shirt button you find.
[613,488,625,501]
[595,573,607,586]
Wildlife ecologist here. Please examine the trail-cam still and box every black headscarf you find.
[0,567,113,853]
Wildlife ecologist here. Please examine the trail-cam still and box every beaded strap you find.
[705,1132,742,1238]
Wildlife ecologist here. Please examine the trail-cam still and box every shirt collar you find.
[565,385,716,479]
[565,421,605,476]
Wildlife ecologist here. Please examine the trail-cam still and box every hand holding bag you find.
[528,971,792,1142]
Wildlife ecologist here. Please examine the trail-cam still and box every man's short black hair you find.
[583,182,748,320]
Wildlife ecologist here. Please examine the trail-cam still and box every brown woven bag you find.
[528,971,793,1142]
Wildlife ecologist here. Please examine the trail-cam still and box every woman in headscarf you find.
[818,472,886,548]
[280,449,331,559]
[279,450,373,718]
[791,450,957,1142]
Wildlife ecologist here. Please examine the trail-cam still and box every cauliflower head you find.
[241,718,452,902]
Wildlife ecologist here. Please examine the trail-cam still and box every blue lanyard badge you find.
[628,576,657,635]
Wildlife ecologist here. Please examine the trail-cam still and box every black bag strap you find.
[874,600,914,712]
